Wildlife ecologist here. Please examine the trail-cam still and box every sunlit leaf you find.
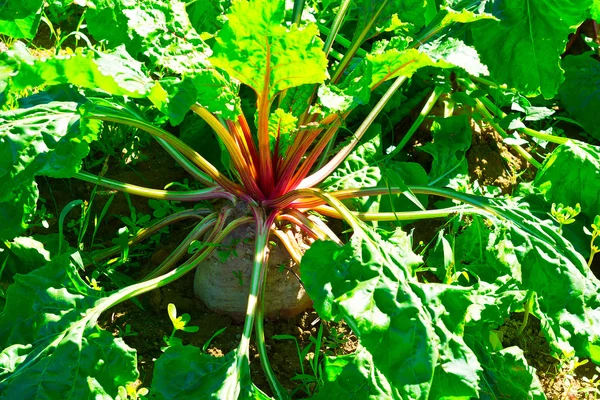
[1,43,152,97]
[472,0,592,97]
[152,346,271,399]
[0,253,138,397]
[0,101,100,203]
[0,0,44,39]
[210,0,328,101]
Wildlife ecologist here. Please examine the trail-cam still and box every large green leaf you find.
[472,0,592,98]
[86,0,210,73]
[0,252,138,398]
[313,346,396,399]
[302,227,481,399]
[465,330,546,400]
[419,115,472,187]
[85,0,241,119]
[506,219,600,361]
[421,37,489,77]
[426,215,544,398]
[592,0,600,19]
[0,234,60,282]
[0,183,38,241]
[533,141,600,220]
[322,126,428,213]
[367,48,444,88]
[86,0,241,119]
[149,73,240,124]
[152,346,271,399]
[457,194,600,363]
[0,0,44,39]
[187,0,231,36]
[558,54,600,140]
[1,43,152,97]
[210,0,328,102]
[0,101,100,203]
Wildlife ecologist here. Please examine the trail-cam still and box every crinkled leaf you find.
[302,227,481,398]
[322,126,384,197]
[467,282,527,329]
[465,331,546,400]
[86,0,240,118]
[367,48,444,88]
[533,141,600,220]
[472,0,591,98]
[1,43,152,97]
[278,85,314,118]
[558,54,600,140]
[321,61,373,113]
[317,85,354,115]
[461,195,600,362]
[0,101,100,203]
[303,235,433,398]
[210,0,328,101]
[313,346,395,399]
[0,252,138,397]
[187,0,231,36]
[442,215,528,326]
[86,0,211,74]
[151,346,270,399]
[419,115,472,187]
[421,37,489,76]
[0,0,43,39]
[149,73,240,125]
[352,0,428,39]
[323,127,428,213]
[422,284,481,399]
[0,235,61,281]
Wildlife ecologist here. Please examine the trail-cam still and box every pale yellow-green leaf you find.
[210,0,327,101]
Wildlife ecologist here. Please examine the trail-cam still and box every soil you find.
[468,121,532,194]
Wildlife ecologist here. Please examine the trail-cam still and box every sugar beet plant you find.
[1,0,600,398]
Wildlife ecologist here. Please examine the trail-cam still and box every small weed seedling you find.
[163,303,199,349]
